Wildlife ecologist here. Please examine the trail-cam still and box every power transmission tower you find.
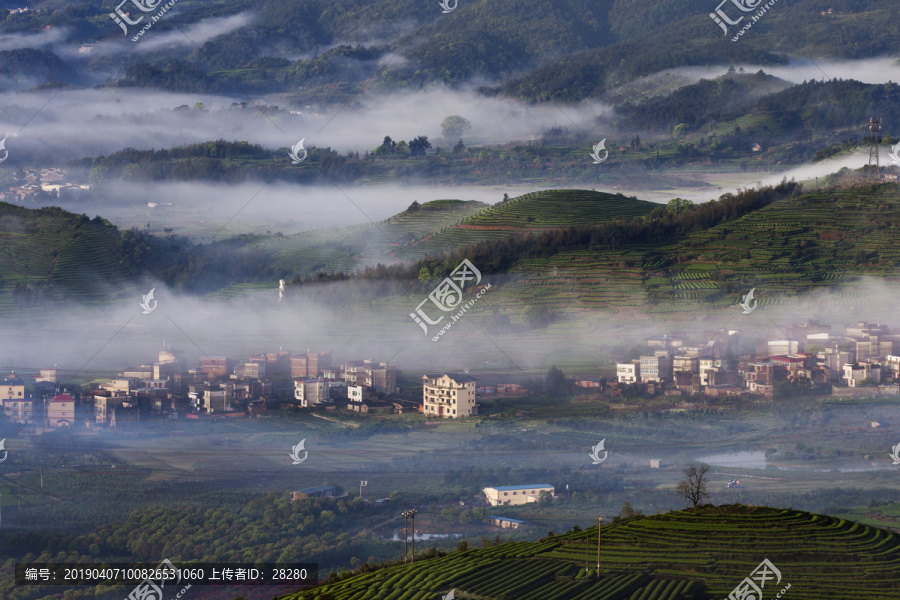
[869,117,882,180]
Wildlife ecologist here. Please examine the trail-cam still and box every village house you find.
[616,361,640,384]
[490,516,527,529]
[1,376,25,401]
[292,484,335,502]
[341,360,398,394]
[843,361,881,387]
[294,378,330,407]
[483,484,554,506]
[672,356,699,374]
[200,356,234,378]
[290,350,332,378]
[391,399,423,414]
[423,373,477,418]
[47,394,75,427]
[640,351,672,383]
[882,355,900,382]
[574,377,605,390]
[347,399,394,414]
[645,334,685,350]
[93,391,129,425]
[3,398,36,424]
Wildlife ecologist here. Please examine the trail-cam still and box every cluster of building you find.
[0,343,501,428]
[6,319,900,430]
[1,371,75,429]
[0,167,91,203]
[608,321,900,398]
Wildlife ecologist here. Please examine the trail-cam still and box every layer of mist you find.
[2,273,897,384]
[0,86,612,163]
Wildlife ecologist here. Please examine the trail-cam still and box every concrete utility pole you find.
[409,509,418,563]
[584,526,589,573]
[596,517,602,574]
[401,511,409,564]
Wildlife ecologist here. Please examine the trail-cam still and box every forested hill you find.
[496,0,900,102]
[1,0,898,98]
[0,202,186,312]
[280,504,900,600]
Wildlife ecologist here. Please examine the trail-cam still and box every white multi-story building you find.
[294,378,330,407]
[616,362,640,384]
[348,385,365,402]
[483,484,554,506]
[422,373,477,418]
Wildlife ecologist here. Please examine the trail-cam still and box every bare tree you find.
[676,464,710,508]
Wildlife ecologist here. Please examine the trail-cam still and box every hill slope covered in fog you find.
[8,181,900,317]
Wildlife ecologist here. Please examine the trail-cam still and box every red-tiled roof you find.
[50,394,74,403]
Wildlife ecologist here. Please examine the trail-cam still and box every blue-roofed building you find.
[483,484,554,506]
[490,516,527,529]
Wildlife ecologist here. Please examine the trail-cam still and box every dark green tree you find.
[545,366,568,397]
[408,136,432,157]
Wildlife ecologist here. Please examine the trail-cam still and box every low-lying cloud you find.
[0,85,612,164]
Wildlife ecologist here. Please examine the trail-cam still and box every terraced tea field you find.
[282,506,900,600]
[500,184,900,318]
[218,190,658,286]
